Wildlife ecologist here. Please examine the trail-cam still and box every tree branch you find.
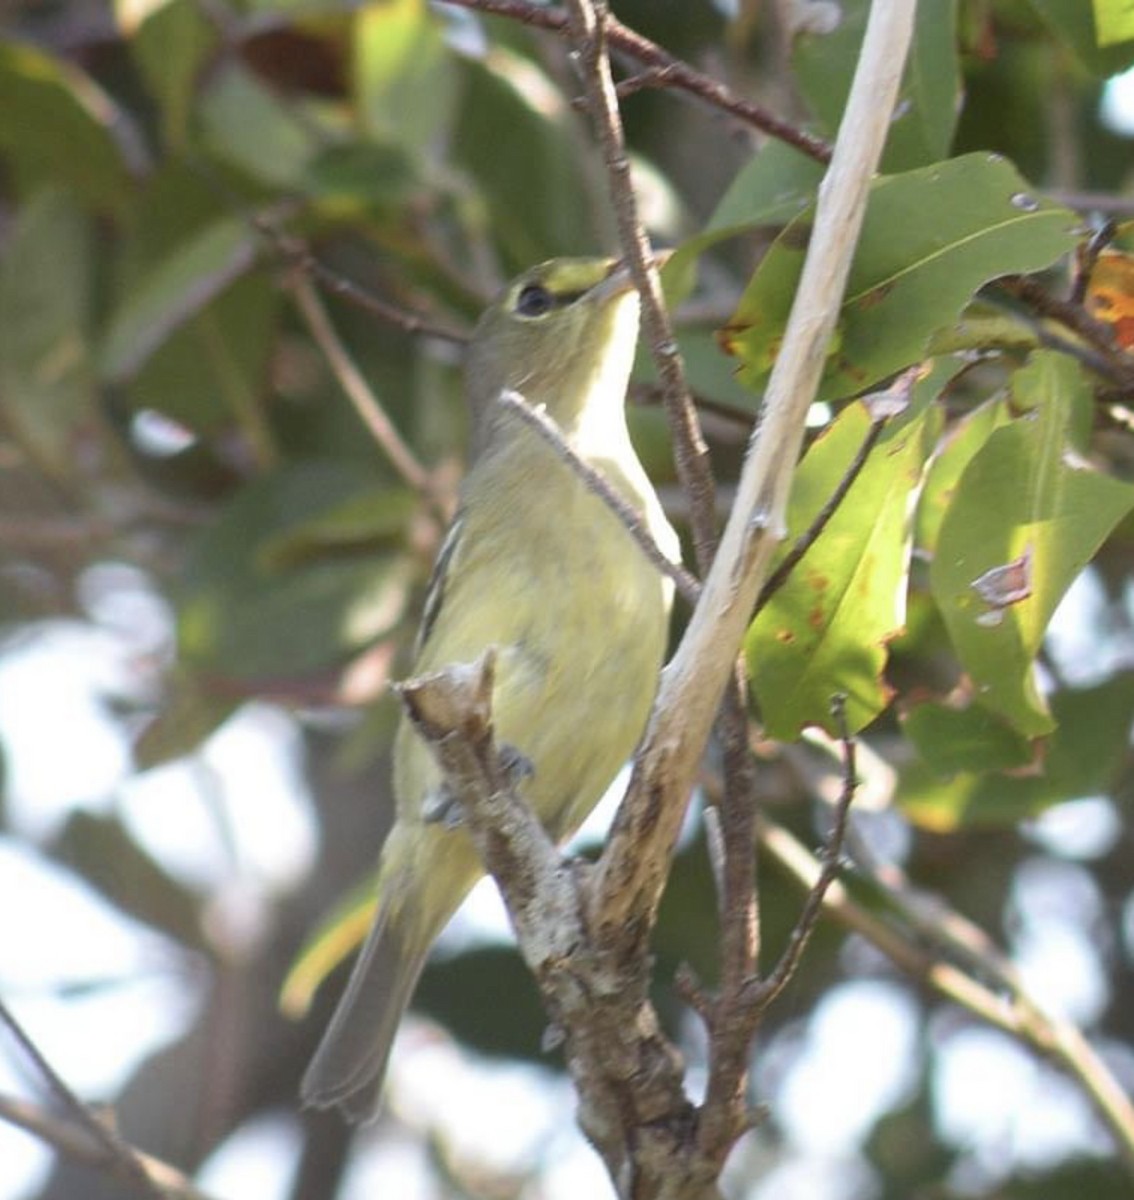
[289,274,452,519]
[756,817,1134,1174]
[592,0,917,951]
[496,390,699,603]
[0,1000,210,1200]
[564,0,718,575]
[437,0,832,163]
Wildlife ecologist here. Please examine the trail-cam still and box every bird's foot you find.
[497,743,534,786]
[421,783,464,829]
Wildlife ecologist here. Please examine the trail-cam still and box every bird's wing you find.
[415,510,465,654]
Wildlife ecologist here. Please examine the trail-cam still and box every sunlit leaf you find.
[281,879,376,1017]
[915,395,1011,558]
[1094,0,1134,47]
[746,366,945,739]
[1028,0,1134,73]
[354,0,457,155]
[724,154,1080,405]
[930,352,1134,737]
[901,674,1134,829]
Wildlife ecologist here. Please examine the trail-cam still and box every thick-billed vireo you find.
[301,256,679,1121]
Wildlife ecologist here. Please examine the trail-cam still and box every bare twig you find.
[1070,220,1117,305]
[593,0,916,949]
[755,404,892,615]
[256,216,467,345]
[565,0,718,575]
[749,696,857,1011]
[0,1093,217,1200]
[289,274,449,515]
[497,390,699,603]
[756,818,1134,1174]
[997,274,1134,393]
[397,655,702,1199]
[0,1001,176,1200]
[437,0,832,163]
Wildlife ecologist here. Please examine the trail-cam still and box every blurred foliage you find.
[3,1,1134,1198]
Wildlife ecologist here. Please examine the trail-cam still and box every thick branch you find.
[398,656,710,1199]
[592,0,918,943]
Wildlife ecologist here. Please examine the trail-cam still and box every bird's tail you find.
[300,899,429,1123]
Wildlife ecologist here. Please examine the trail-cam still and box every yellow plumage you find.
[301,257,678,1120]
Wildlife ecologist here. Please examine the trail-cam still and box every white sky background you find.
[2,67,1134,1200]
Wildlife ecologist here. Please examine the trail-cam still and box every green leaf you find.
[281,875,377,1018]
[705,140,826,235]
[901,701,1035,775]
[133,673,239,771]
[258,487,419,570]
[900,674,1134,829]
[930,353,1134,737]
[725,154,1080,405]
[746,370,944,740]
[452,49,599,269]
[196,60,322,189]
[1028,0,1134,74]
[915,395,1011,558]
[0,189,97,480]
[0,41,142,215]
[1094,0,1134,47]
[117,0,216,148]
[56,812,205,948]
[794,0,962,171]
[178,464,413,681]
[100,217,261,384]
[663,140,826,307]
[354,0,457,156]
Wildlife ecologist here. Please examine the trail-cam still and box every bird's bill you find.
[590,249,675,304]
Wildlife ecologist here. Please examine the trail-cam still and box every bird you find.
[301,255,680,1121]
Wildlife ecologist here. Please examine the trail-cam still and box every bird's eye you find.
[515,283,554,318]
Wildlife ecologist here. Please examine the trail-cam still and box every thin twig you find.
[1070,219,1117,305]
[565,0,718,575]
[998,274,1134,392]
[497,391,699,603]
[289,274,448,514]
[0,1001,169,1200]
[748,695,857,1011]
[256,216,467,345]
[757,816,1134,1175]
[755,413,889,615]
[594,0,917,945]
[438,0,832,163]
[0,1094,218,1200]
